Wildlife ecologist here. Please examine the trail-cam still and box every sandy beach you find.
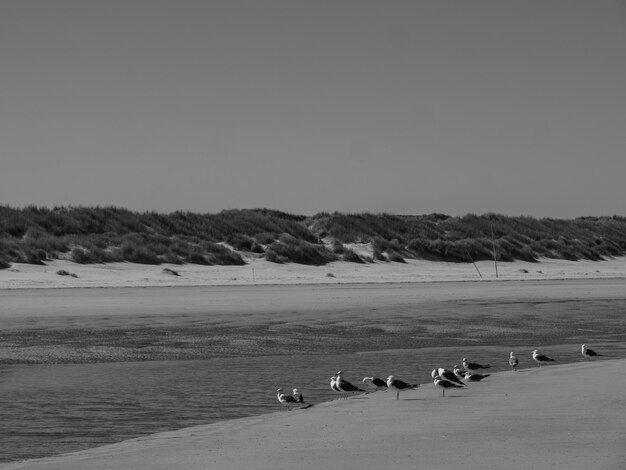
[2,258,626,469]
[2,359,625,470]
[3,255,626,290]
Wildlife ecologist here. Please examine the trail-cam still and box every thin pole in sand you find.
[490,224,498,278]
[464,246,482,278]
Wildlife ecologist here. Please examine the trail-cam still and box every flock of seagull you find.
[276,344,603,409]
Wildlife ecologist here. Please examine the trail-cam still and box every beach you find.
[4,256,626,290]
[2,258,626,469]
[2,360,625,470]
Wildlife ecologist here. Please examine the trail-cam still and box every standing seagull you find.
[276,388,297,410]
[462,358,491,371]
[437,368,466,387]
[532,349,555,367]
[581,344,602,360]
[335,371,365,398]
[386,375,419,400]
[363,377,388,391]
[293,388,304,404]
[433,373,465,397]
[509,352,519,371]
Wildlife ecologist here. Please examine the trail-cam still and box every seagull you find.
[581,344,602,360]
[509,352,519,371]
[462,357,491,371]
[363,377,388,391]
[330,376,342,397]
[276,388,297,410]
[453,365,465,380]
[464,371,490,382]
[437,368,466,387]
[433,374,465,397]
[293,388,304,404]
[386,375,419,400]
[532,349,555,367]
[335,371,365,398]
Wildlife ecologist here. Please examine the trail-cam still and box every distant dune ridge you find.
[1,206,626,268]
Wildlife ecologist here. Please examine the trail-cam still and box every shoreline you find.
[3,260,626,469]
[3,359,625,470]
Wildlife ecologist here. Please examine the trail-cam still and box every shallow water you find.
[2,282,626,463]
[2,342,625,463]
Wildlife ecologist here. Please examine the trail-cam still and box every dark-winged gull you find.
[532,349,555,366]
[437,367,466,387]
[509,352,519,371]
[386,375,419,400]
[363,377,388,391]
[335,371,365,398]
[464,371,490,382]
[581,344,602,360]
[276,388,297,410]
[432,373,465,397]
[462,357,491,371]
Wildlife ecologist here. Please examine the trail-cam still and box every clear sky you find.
[1,0,625,217]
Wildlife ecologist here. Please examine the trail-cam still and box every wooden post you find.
[490,224,498,278]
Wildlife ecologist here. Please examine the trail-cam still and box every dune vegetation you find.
[1,206,625,267]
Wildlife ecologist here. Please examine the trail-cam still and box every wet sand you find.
[2,266,626,469]
[2,359,625,470]
[2,279,626,364]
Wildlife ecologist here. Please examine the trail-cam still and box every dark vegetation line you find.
[1,206,625,269]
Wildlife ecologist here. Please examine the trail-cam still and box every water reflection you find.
[2,342,625,463]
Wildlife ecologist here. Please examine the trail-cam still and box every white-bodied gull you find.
[330,376,342,397]
[509,352,518,371]
[386,375,419,400]
[532,349,555,366]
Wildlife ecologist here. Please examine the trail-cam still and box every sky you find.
[1,0,625,218]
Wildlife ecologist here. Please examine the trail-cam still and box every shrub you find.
[331,240,345,254]
[266,235,337,265]
[343,248,365,263]
[72,248,97,264]
[3,206,626,265]
[254,232,276,245]
[187,252,211,265]
[227,234,254,251]
[387,251,406,263]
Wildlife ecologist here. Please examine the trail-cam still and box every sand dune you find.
[3,360,624,470]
